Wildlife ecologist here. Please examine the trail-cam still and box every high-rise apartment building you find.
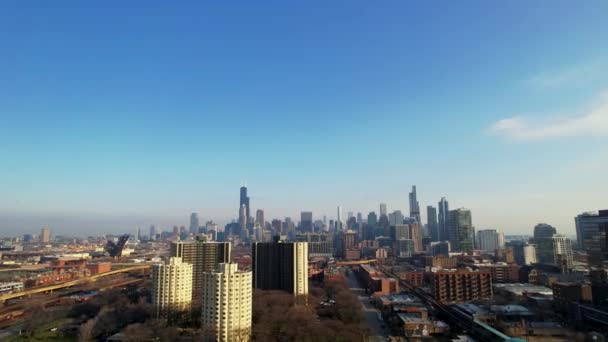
[40,227,50,243]
[201,263,252,342]
[575,210,608,266]
[300,211,313,232]
[427,206,438,242]
[152,257,193,317]
[409,185,421,224]
[430,269,492,303]
[437,198,449,241]
[476,229,504,252]
[448,208,475,253]
[252,241,308,297]
[171,240,231,300]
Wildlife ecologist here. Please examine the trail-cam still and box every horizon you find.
[2,1,608,237]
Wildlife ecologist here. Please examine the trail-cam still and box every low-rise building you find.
[429,269,492,303]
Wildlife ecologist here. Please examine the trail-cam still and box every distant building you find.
[170,240,231,300]
[438,198,449,241]
[300,211,313,232]
[379,203,388,217]
[409,185,421,224]
[396,239,415,257]
[430,269,493,303]
[533,223,557,242]
[575,210,608,266]
[255,209,265,228]
[152,257,193,317]
[190,213,200,234]
[429,241,451,256]
[476,229,504,252]
[201,263,252,342]
[537,235,573,268]
[295,232,333,258]
[40,227,51,243]
[427,206,438,242]
[448,208,474,253]
[252,241,308,297]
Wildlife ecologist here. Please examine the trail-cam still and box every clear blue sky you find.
[1,1,607,236]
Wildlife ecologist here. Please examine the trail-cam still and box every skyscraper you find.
[255,209,265,227]
[409,185,421,224]
[357,212,363,224]
[201,263,252,341]
[300,211,313,232]
[149,225,156,241]
[252,241,308,297]
[536,234,573,268]
[427,206,438,241]
[336,206,343,230]
[437,197,449,241]
[152,257,193,318]
[171,240,231,301]
[389,210,405,226]
[40,227,50,243]
[239,186,250,234]
[379,203,388,217]
[575,210,608,266]
[533,223,557,242]
[448,208,474,253]
[239,205,247,237]
[190,213,200,234]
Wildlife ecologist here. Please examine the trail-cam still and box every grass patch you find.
[6,318,77,341]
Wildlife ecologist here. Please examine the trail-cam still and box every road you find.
[345,270,388,342]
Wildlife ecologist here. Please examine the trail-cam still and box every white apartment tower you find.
[201,263,252,342]
[152,257,193,318]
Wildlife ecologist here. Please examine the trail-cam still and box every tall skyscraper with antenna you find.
[409,185,421,223]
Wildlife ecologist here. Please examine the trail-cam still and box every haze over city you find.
[2,1,608,236]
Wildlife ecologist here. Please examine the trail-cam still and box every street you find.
[345,269,389,342]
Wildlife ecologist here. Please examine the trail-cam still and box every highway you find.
[345,270,389,342]
[0,264,150,302]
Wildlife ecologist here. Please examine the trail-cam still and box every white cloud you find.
[488,91,608,141]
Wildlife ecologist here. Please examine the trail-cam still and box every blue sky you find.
[1,1,608,236]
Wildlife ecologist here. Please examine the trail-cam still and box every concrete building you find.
[152,257,193,317]
[170,240,231,300]
[201,263,252,342]
[448,208,475,253]
[430,269,493,303]
[476,229,504,253]
[252,241,308,297]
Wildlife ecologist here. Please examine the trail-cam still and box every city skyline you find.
[2,2,608,236]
